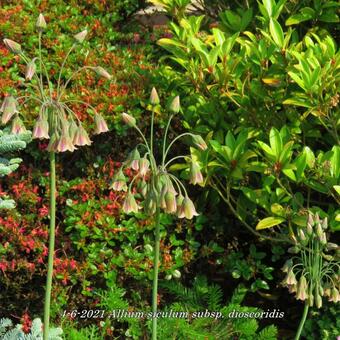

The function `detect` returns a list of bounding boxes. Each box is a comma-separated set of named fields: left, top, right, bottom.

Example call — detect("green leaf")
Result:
left=283, top=98, right=312, bottom=108
left=258, top=141, right=275, bottom=159
left=256, top=216, right=285, bottom=230
left=330, top=146, right=340, bottom=178
left=269, top=128, right=282, bottom=158
left=286, top=12, right=314, bottom=25
left=263, top=0, right=274, bottom=16
left=282, top=168, right=296, bottom=181
left=269, top=18, right=284, bottom=47
left=333, top=185, right=340, bottom=195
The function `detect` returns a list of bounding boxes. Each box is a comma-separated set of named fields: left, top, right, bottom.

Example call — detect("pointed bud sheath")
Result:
left=178, top=196, right=199, bottom=219
left=150, top=87, right=160, bottom=105
left=11, top=116, right=26, bottom=134
left=94, top=114, right=109, bottom=134
left=296, top=276, right=308, bottom=301
left=315, top=212, right=320, bottom=224
left=139, top=157, right=150, bottom=177
left=74, top=29, right=88, bottom=43
left=307, top=213, right=314, bottom=227
left=73, top=125, right=92, bottom=146
left=316, top=222, right=323, bottom=238
left=3, top=39, right=22, bottom=54
left=123, top=192, right=141, bottom=214
left=25, top=58, right=37, bottom=81
left=0, top=96, right=19, bottom=124
left=321, top=217, right=328, bottom=230
left=189, top=161, right=204, bottom=185
left=192, top=134, right=208, bottom=151
left=164, top=191, right=177, bottom=214
left=169, top=96, right=180, bottom=113
left=297, top=228, right=307, bottom=246
left=281, top=259, right=293, bottom=273
left=94, top=66, right=112, bottom=80
left=126, top=148, right=140, bottom=170
left=36, top=13, right=47, bottom=31
left=319, top=231, right=327, bottom=245
left=110, top=168, right=127, bottom=191
left=33, top=118, right=49, bottom=139
left=306, top=221, right=313, bottom=237
left=122, top=113, right=136, bottom=127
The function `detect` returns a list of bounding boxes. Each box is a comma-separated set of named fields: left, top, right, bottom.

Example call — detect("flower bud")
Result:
left=288, top=246, right=300, bottom=254
left=331, top=288, right=340, bottom=303
left=306, top=221, right=313, bottom=236
left=33, top=117, right=49, bottom=139
left=319, top=231, right=327, bottom=245
left=189, top=161, right=204, bottom=185
left=321, top=217, right=328, bottom=230
left=150, top=87, right=160, bottom=105
left=296, top=276, right=308, bottom=301
left=326, top=243, right=338, bottom=251
left=126, top=148, right=140, bottom=171
left=3, top=39, right=22, bottom=54
left=0, top=96, right=19, bottom=124
left=36, top=13, right=47, bottom=31
left=315, top=293, right=322, bottom=309
left=192, top=134, right=208, bottom=151
left=25, top=58, right=37, bottom=81
left=11, top=116, right=26, bottom=134
left=110, top=168, right=127, bottom=192
left=316, top=222, right=323, bottom=238
left=169, top=96, right=180, bottom=113
left=297, top=228, right=308, bottom=245
left=121, top=113, right=136, bottom=127
left=308, top=293, right=314, bottom=307
left=139, top=157, right=150, bottom=177
left=94, top=66, right=112, bottom=80
left=94, top=114, right=109, bottom=134
left=172, top=270, right=181, bottom=278
left=74, top=29, right=88, bottom=43
left=123, top=192, right=141, bottom=214
left=144, top=190, right=157, bottom=215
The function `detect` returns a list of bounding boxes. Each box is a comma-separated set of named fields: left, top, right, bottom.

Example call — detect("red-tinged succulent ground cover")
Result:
left=0, top=0, right=339, bottom=339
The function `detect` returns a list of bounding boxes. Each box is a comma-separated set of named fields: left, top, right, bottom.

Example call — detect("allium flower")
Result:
left=56, top=134, right=75, bottom=153
left=32, top=117, right=49, bottom=139
left=281, top=259, right=293, bottom=273
left=26, top=58, right=37, bottom=81
left=11, top=116, right=26, bottom=134
left=189, top=161, right=203, bottom=185
left=169, top=95, right=180, bottom=113
left=123, top=192, right=141, bottom=214
left=150, top=87, right=160, bottom=105
left=329, top=288, right=340, bottom=303
left=284, top=268, right=297, bottom=286
left=110, top=168, right=127, bottom=192
left=139, top=157, right=150, bottom=177
left=74, top=29, right=88, bottom=43
left=315, top=293, right=322, bottom=308
left=178, top=196, right=199, bottom=219
left=164, top=191, right=177, bottom=214
left=126, top=148, right=140, bottom=170
left=192, top=134, right=208, bottom=151
left=288, top=284, right=297, bottom=293
left=94, top=114, right=109, bottom=134
left=36, top=13, right=47, bottom=31
left=122, top=112, right=136, bottom=127
left=0, top=96, right=19, bottom=124
left=3, top=39, right=22, bottom=54
left=94, top=66, right=112, bottom=80
left=68, top=121, right=78, bottom=141
left=73, top=125, right=92, bottom=146
left=144, top=189, right=157, bottom=215
left=296, top=276, right=308, bottom=301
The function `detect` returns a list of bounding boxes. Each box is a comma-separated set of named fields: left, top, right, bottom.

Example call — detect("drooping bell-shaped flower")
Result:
left=33, top=117, right=49, bottom=139
left=121, top=112, right=136, bottom=127
left=281, top=259, right=293, bottom=273
left=178, top=196, right=199, bottom=219
left=94, top=114, right=109, bottom=134
left=25, top=58, right=37, bottom=81
left=139, top=157, right=150, bottom=177
left=68, top=120, right=78, bottom=141
left=0, top=96, right=19, bottom=124
left=330, top=288, right=340, bottom=303
left=73, top=125, right=92, bottom=146
left=11, top=116, right=26, bottom=134
left=315, top=293, right=322, bottom=309
left=150, top=87, right=160, bottom=105
left=284, top=268, right=297, bottom=286
left=137, top=180, right=148, bottom=197
left=94, top=66, right=112, bottom=80
left=56, top=134, right=75, bottom=153
left=36, top=13, right=47, bottom=31
left=192, top=134, right=208, bottom=151
left=110, top=168, right=127, bottom=192
left=126, top=148, right=140, bottom=171
left=164, top=191, right=177, bottom=214
left=3, top=39, right=22, bottom=54
left=296, top=276, right=308, bottom=301
left=169, top=95, right=180, bottom=113
left=144, top=189, right=157, bottom=215
left=288, top=284, right=297, bottom=294
left=74, top=30, right=88, bottom=43
left=123, top=192, right=141, bottom=214
left=189, top=161, right=203, bottom=185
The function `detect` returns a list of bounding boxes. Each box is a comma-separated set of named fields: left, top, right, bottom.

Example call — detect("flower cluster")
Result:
left=110, top=87, right=207, bottom=219
left=1, top=14, right=111, bottom=152
left=282, top=213, right=339, bottom=308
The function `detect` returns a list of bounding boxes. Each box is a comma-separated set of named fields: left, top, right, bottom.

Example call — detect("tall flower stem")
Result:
left=43, top=151, right=56, bottom=340
left=152, top=205, right=161, bottom=340
left=294, top=302, right=309, bottom=340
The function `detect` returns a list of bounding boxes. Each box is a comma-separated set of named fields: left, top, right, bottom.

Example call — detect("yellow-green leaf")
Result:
left=256, top=216, right=285, bottom=230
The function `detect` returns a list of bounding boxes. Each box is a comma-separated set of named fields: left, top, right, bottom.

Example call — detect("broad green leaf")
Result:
left=288, top=72, right=307, bottom=90
left=225, top=131, right=236, bottom=149
left=279, top=141, right=294, bottom=165
left=294, top=151, right=307, bottom=181
left=263, top=0, right=274, bottom=16
left=270, top=203, right=285, bottom=216
left=283, top=98, right=312, bottom=108
left=292, top=215, right=307, bottom=227
left=333, top=186, right=340, bottom=195
left=269, top=128, right=282, bottom=158
left=304, top=146, right=315, bottom=168
left=256, top=216, right=285, bottom=230
left=269, top=18, right=284, bottom=47
left=282, top=168, right=296, bottom=181
left=330, top=146, right=340, bottom=178
left=258, top=141, right=275, bottom=159
left=286, top=12, right=313, bottom=25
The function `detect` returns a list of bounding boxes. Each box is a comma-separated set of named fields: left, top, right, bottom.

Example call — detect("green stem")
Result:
left=152, top=205, right=161, bottom=340
left=294, top=302, right=309, bottom=340
left=43, top=152, right=56, bottom=340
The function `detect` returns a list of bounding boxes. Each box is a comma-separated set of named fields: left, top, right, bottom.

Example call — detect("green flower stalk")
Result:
left=281, top=213, right=340, bottom=340
left=111, top=88, right=206, bottom=339
left=1, top=13, right=111, bottom=340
